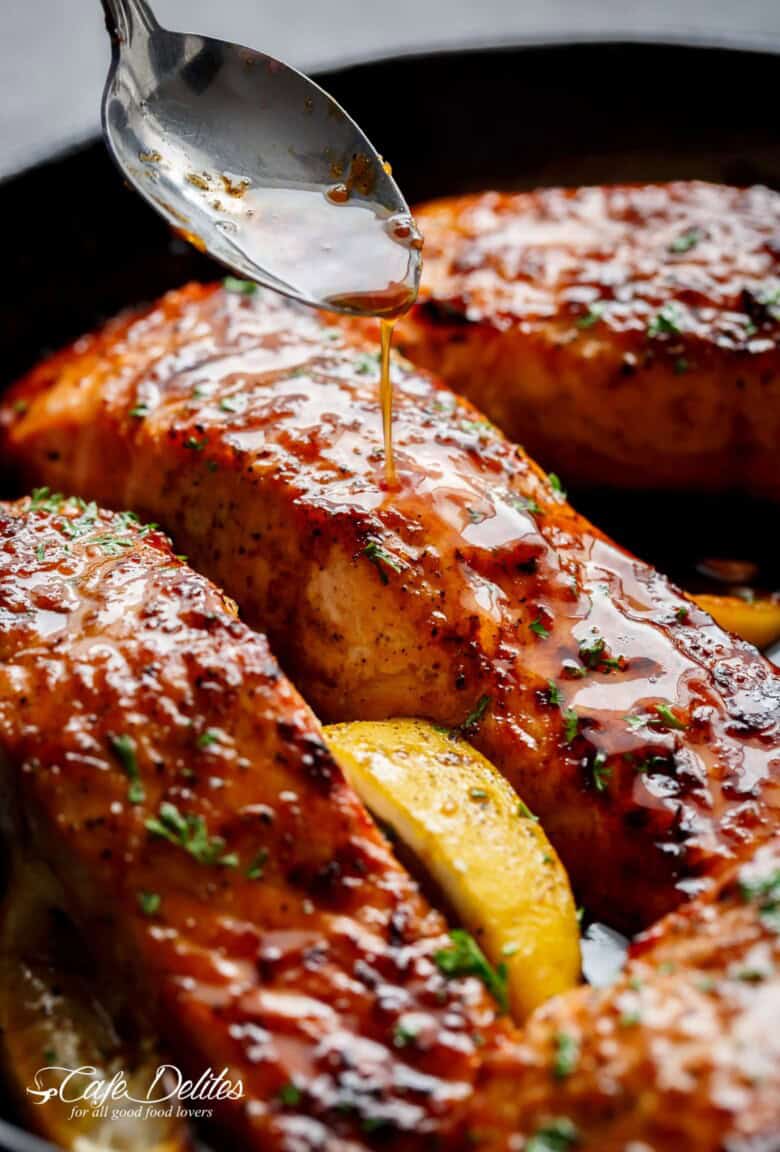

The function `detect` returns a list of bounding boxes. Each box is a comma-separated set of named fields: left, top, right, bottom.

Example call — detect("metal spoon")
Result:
left=99, top=0, right=422, bottom=317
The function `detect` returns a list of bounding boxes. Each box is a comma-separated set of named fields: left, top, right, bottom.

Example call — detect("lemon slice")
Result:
left=324, top=719, right=580, bottom=1019
left=692, top=593, right=780, bottom=650
left=0, top=860, right=188, bottom=1152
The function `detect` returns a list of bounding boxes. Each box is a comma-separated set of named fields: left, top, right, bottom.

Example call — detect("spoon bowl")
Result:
left=100, top=0, right=422, bottom=316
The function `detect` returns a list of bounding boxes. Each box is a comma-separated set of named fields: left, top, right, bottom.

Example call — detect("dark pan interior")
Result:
left=0, top=37, right=778, bottom=1151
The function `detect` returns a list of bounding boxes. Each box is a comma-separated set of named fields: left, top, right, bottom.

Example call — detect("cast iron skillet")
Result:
left=0, top=39, right=778, bottom=1152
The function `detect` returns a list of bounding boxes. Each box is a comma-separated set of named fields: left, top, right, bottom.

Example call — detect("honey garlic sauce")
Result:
left=4, top=282, right=779, bottom=932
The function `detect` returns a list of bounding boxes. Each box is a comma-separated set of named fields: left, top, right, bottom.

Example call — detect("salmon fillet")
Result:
left=394, top=182, right=780, bottom=496
left=0, top=495, right=503, bottom=1151
left=2, top=283, right=779, bottom=933
left=1, top=496, right=778, bottom=1151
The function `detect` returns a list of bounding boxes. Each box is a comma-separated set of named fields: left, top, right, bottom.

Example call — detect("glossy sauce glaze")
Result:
left=2, top=282, right=779, bottom=932
left=393, top=182, right=780, bottom=495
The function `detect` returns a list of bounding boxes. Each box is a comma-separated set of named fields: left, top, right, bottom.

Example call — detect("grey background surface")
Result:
left=1, top=0, right=779, bottom=179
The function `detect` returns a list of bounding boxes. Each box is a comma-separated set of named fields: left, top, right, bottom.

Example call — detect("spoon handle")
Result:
left=101, top=0, right=158, bottom=41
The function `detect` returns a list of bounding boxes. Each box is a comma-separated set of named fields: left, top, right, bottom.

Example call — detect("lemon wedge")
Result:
left=692, top=593, right=780, bottom=650
left=0, top=860, right=188, bottom=1152
left=324, top=718, right=580, bottom=1020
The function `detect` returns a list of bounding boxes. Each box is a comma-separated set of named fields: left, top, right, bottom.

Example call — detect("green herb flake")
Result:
left=197, top=729, right=221, bottom=749
left=739, top=868, right=780, bottom=933
left=145, top=801, right=236, bottom=868
left=469, top=787, right=489, bottom=803
left=278, top=1082, right=302, bottom=1107
left=219, top=394, right=247, bottom=414
left=526, top=1117, right=579, bottom=1152
left=224, top=277, right=257, bottom=295
left=35, top=543, right=46, bottom=563
left=392, top=1019, right=419, bottom=1048
left=553, top=1031, right=580, bottom=1079
left=676, top=605, right=690, bottom=622
left=130, top=404, right=149, bottom=419
left=546, top=680, right=563, bottom=707
left=669, top=227, right=703, bottom=254
left=548, top=473, right=567, bottom=500
left=362, top=539, right=404, bottom=584
left=354, top=352, right=379, bottom=375
left=246, top=848, right=269, bottom=880
left=591, top=750, right=611, bottom=793
left=461, top=694, right=492, bottom=735
left=109, top=733, right=145, bottom=806
left=674, top=357, right=689, bottom=375
left=530, top=617, right=550, bottom=640
left=647, top=303, right=683, bottom=339
left=137, top=891, right=161, bottom=917
left=563, top=708, right=579, bottom=745
left=517, top=799, right=539, bottom=822
left=434, top=929, right=509, bottom=1014
left=576, top=301, right=605, bottom=329
left=653, top=702, right=686, bottom=731
left=184, top=436, right=206, bottom=452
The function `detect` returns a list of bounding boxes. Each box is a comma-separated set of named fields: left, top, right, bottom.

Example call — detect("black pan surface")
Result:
left=0, top=38, right=778, bottom=1152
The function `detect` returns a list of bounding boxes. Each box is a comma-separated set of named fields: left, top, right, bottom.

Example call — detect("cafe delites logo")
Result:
left=27, top=1063, right=244, bottom=1121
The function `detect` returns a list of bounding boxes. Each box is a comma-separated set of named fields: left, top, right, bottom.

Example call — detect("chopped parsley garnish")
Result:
left=35, top=543, right=46, bottom=563
left=546, top=680, right=563, bottom=707
left=577, top=636, right=621, bottom=672
left=576, top=301, right=605, bottom=329
left=223, top=277, right=257, bottom=295
left=653, top=702, right=686, bottom=731
left=145, top=801, right=236, bottom=868
left=109, top=733, right=145, bottom=805
left=590, top=750, right=611, bottom=793
left=130, top=404, right=149, bottom=419
left=676, top=605, right=690, bottom=622
left=392, top=1019, right=419, bottom=1048
left=526, top=1117, right=579, bottom=1152
left=246, top=848, right=269, bottom=880
left=739, top=868, right=780, bottom=933
left=563, top=708, right=579, bottom=744
left=553, top=1031, right=580, bottom=1079
left=511, top=494, right=542, bottom=517
left=530, top=617, right=550, bottom=640
left=184, top=436, right=206, bottom=451
left=668, top=227, right=703, bottom=254
left=219, top=394, right=247, bottom=414
left=354, top=352, right=379, bottom=375
left=30, top=487, right=64, bottom=513
left=461, top=694, right=492, bottom=736
left=624, top=714, right=647, bottom=732
left=362, top=539, right=404, bottom=584
left=517, top=799, right=539, bottom=822
left=548, top=473, right=566, bottom=500
left=137, top=891, right=161, bottom=917
left=278, top=1082, right=302, bottom=1107
left=197, top=729, right=221, bottom=749
left=647, top=303, right=683, bottom=338
left=469, top=787, right=489, bottom=802
left=434, top=929, right=509, bottom=1013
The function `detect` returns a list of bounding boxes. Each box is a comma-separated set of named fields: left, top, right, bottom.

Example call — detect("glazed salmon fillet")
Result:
left=0, top=495, right=507, bottom=1150
left=395, top=182, right=780, bottom=496
left=2, top=283, right=779, bottom=933
left=1, top=496, right=778, bottom=1152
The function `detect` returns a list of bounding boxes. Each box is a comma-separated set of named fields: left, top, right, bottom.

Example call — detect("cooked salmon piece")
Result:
left=465, top=840, right=780, bottom=1150
left=394, top=182, right=780, bottom=497
left=2, top=283, right=779, bottom=933
left=0, top=495, right=506, bottom=1151
left=1, top=496, right=778, bottom=1152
